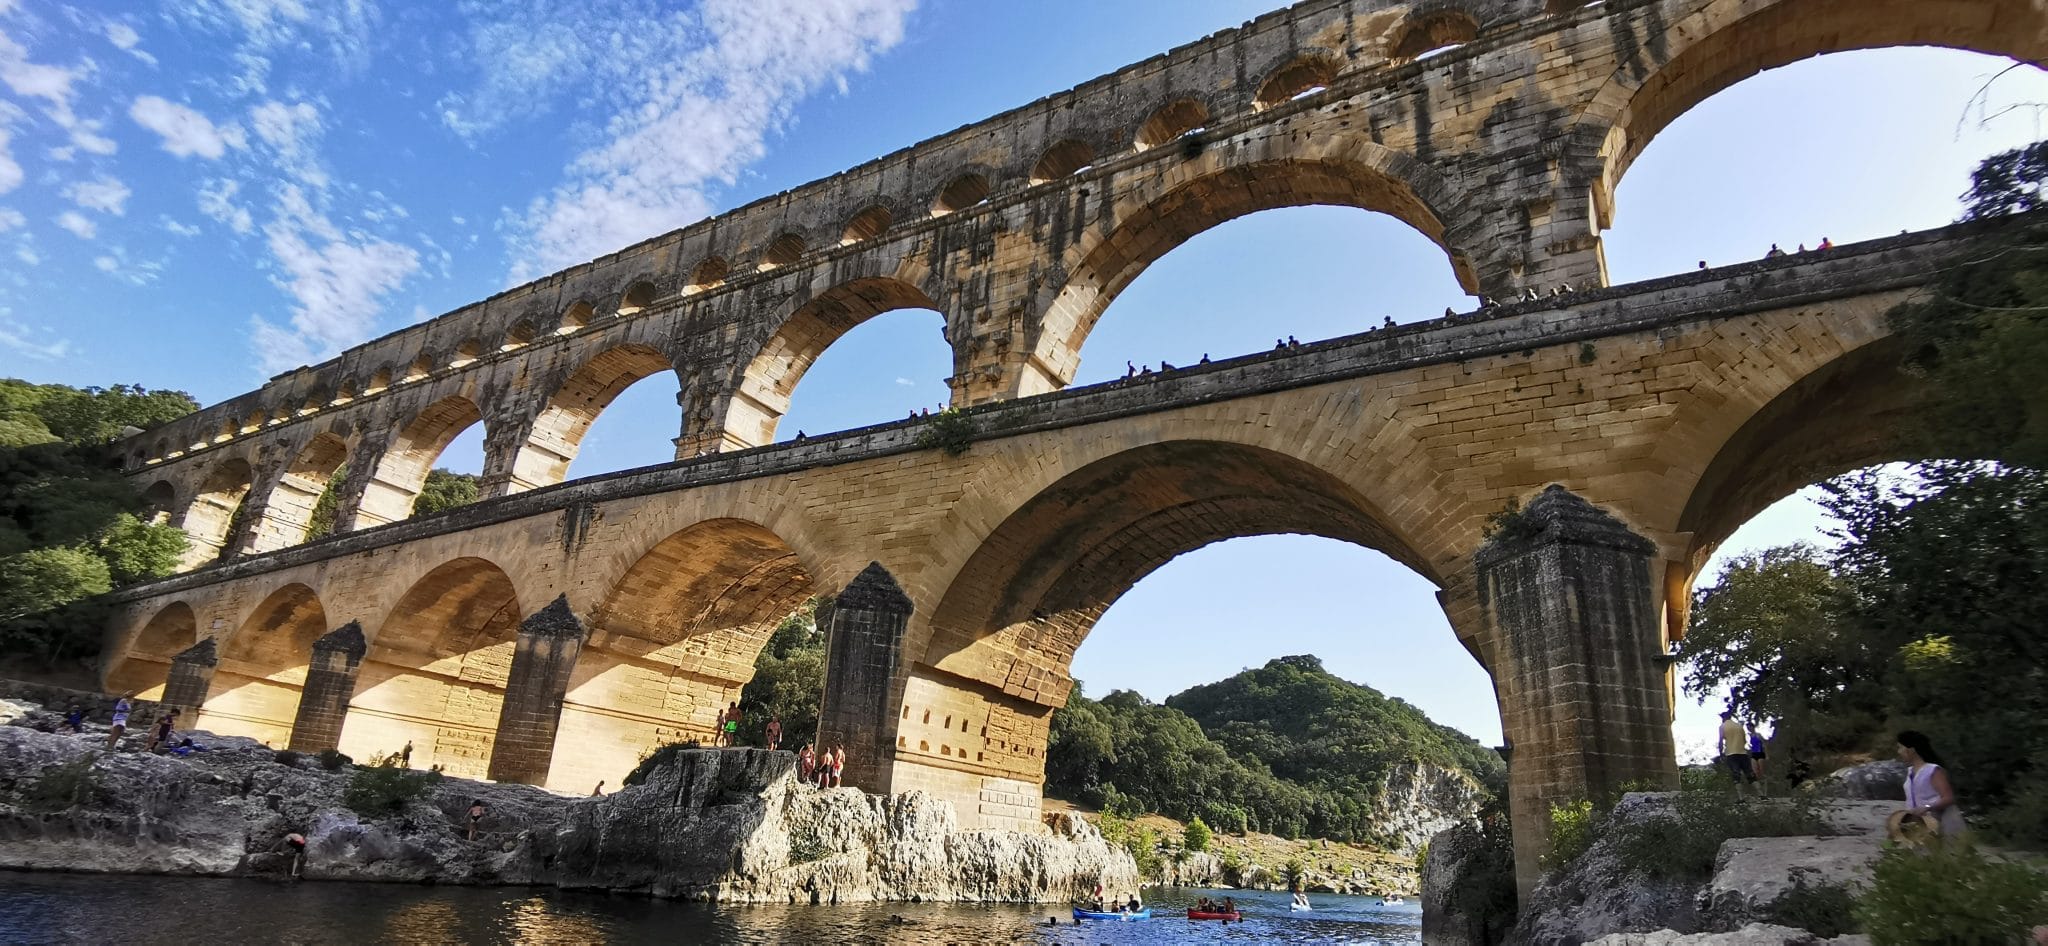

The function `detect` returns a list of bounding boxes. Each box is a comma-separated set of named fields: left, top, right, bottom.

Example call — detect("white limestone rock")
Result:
left=1589, top=923, right=1871, bottom=945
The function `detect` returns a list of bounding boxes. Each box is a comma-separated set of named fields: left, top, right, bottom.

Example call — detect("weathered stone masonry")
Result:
left=95, top=0, right=2045, bottom=896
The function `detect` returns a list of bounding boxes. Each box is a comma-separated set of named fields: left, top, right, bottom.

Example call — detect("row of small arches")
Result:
left=131, top=15, right=1504, bottom=471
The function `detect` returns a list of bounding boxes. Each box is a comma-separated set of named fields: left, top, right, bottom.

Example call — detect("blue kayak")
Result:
left=1072, top=907, right=1152, bottom=921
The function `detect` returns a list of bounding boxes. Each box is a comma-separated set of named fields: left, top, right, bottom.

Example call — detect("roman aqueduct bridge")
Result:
left=99, top=0, right=2045, bottom=891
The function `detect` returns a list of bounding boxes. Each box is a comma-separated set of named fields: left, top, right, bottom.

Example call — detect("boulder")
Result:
left=1508, top=794, right=1703, bottom=945
left=1588, top=923, right=1870, bottom=945
left=1699, top=836, right=1880, bottom=931
left=1816, top=761, right=1905, bottom=801
left=1422, top=821, right=1517, bottom=946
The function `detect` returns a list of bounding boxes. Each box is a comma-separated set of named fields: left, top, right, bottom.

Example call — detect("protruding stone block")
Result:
left=487, top=596, right=587, bottom=785
left=160, top=637, right=219, bottom=711
left=288, top=621, right=368, bottom=753
left=814, top=562, right=913, bottom=791
left=1475, top=485, right=1676, bottom=898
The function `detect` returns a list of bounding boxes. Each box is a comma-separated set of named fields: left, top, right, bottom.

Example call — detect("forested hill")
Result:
left=1167, top=654, right=1504, bottom=797
left=1045, top=654, right=1502, bottom=844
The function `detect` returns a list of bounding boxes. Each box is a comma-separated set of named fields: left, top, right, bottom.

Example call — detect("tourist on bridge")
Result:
left=1766, top=243, right=1787, bottom=258
left=105, top=697, right=131, bottom=750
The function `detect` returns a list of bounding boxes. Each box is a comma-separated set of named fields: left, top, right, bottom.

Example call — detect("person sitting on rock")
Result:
left=146, top=708, right=178, bottom=753
left=467, top=800, right=487, bottom=841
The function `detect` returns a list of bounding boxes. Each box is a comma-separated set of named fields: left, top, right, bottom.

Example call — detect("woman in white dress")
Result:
left=1894, top=730, right=1966, bottom=837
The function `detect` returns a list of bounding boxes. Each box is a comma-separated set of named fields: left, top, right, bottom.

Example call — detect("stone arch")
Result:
left=450, top=338, right=483, bottom=368
left=403, top=353, right=434, bottom=383
left=248, top=432, right=351, bottom=551
left=554, top=518, right=818, bottom=788
left=365, top=367, right=391, bottom=395
left=617, top=279, right=658, bottom=316
left=1024, top=146, right=1480, bottom=395
left=723, top=276, right=945, bottom=448
left=197, top=583, right=327, bottom=745
left=930, top=171, right=992, bottom=216
left=342, top=557, right=522, bottom=778
left=140, top=480, right=177, bottom=524
left=685, top=257, right=729, bottom=295
left=903, top=440, right=1441, bottom=819
left=1030, top=139, right=1097, bottom=184
left=557, top=300, right=594, bottom=335
left=178, top=456, right=254, bottom=567
left=1663, top=337, right=1945, bottom=640
left=353, top=395, right=487, bottom=527
left=757, top=232, right=807, bottom=272
left=1132, top=97, right=1209, bottom=150
left=508, top=344, right=683, bottom=491
left=840, top=205, right=894, bottom=245
left=501, top=319, right=538, bottom=351
left=1389, top=8, right=1481, bottom=61
left=1579, top=0, right=2048, bottom=224
left=1253, top=50, right=1342, bottom=108
left=104, top=600, right=198, bottom=699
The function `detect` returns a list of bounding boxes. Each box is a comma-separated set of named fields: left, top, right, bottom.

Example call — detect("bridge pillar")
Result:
left=287, top=621, right=368, bottom=753
left=486, top=596, right=587, bottom=785
left=813, top=562, right=912, bottom=792
left=1474, top=485, right=1676, bottom=900
left=160, top=638, right=219, bottom=711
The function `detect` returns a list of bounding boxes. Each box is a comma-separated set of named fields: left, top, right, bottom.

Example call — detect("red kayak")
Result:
left=1187, top=909, right=1242, bottom=921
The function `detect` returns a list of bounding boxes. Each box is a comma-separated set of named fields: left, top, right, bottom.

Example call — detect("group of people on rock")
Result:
left=1718, top=710, right=1966, bottom=841
left=797, top=744, right=845, bottom=788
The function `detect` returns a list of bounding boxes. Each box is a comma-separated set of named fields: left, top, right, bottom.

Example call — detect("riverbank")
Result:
left=1044, top=796, right=1422, bottom=896
left=0, top=702, right=1134, bottom=904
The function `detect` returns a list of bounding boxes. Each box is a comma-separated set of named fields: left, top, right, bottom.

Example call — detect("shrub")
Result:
left=1612, top=784, right=1829, bottom=881
left=1282, top=855, right=1307, bottom=891
left=1184, top=816, right=1211, bottom=852
left=342, top=756, right=440, bottom=817
left=912, top=408, right=975, bottom=457
left=272, top=749, right=302, bottom=767
left=1766, top=879, right=1862, bottom=938
left=1856, top=841, right=2048, bottom=945
left=27, top=753, right=101, bottom=810
left=316, top=748, right=351, bottom=772
left=1218, top=846, right=1245, bottom=884
left=1544, top=798, right=1598, bottom=870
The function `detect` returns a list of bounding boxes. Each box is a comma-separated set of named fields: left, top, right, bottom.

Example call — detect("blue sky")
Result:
left=3, top=1, right=2044, bottom=751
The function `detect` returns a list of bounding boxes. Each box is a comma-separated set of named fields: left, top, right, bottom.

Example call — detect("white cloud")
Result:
left=248, top=99, right=326, bottom=186
left=93, top=255, right=117, bottom=272
left=894, top=377, right=914, bottom=386
left=104, top=22, right=157, bottom=65
left=0, top=208, right=22, bottom=231
left=130, top=95, right=246, bottom=159
left=88, top=246, right=168, bottom=286
left=250, top=183, right=421, bottom=372
left=174, top=0, right=378, bottom=78
left=54, top=210, right=95, bottom=239
left=0, top=126, right=19, bottom=194
left=472, top=0, right=916, bottom=280
left=0, top=27, right=113, bottom=157
left=0, top=315, right=70, bottom=360
left=13, top=246, right=36, bottom=266
left=65, top=175, right=132, bottom=214
left=197, top=177, right=254, bottom=233
left=163, top=217, right=201, bottom=237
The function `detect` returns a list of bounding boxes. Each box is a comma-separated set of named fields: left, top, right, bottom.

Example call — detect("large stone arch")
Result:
left=196, top=583, right=327, bottom=745
left=896, top=439, right=1448, bottom=829
left=247, top=431, right=352, bottom=552
left=507, top=343, right=684, bottom=491
left=104, top=600, right=198, bottom=699
left=176, top=455, right=255, bottom=568
left=1579, top=0, right=2048, bottom=226
left=340, top=556, right=521, bottom=778
left=352, top=395, right=487, bottom=528
left=554, top=518, right=820, bottom=789
left=721, top=276, right=947, bottom=449
left=1022, top=144, right=1481, bottom=397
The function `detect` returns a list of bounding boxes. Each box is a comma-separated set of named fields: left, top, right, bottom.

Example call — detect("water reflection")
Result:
left=0, top=873, right=1419, bottom=945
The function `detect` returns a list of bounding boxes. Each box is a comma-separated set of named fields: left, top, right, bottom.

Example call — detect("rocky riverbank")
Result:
left=0, top=704, right=1135, bottom=904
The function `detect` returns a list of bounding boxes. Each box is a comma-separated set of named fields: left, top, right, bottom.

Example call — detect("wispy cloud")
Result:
left=130, top=95, right=247, bottom=159
left=468, top=0, right=916, bottom=281
left=104, top=21, right=157, bottom=66
left=894, top=377, right=914, bottom=386
left=0, top=124, right=19, bottom=194
left=197, top=177, right=254, bottom=233
left=0, top=22, right=116, bottom=158
left=65, top=175, right=131, bottom=214
left=250, top=183, right=420, bottom=372
left=54, top=209, right=94, bottom=239
left=0, top=311, right=71, bottom=360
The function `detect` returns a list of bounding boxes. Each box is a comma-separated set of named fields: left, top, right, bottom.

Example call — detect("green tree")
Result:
left=737, top=600, right=825, bottom=747
left=304, top=463, right=349, bottom=541
left=0, top=547, right=111, bottom=623
left=1183, top=815, right=1212, bottom=852
left=414, top=468, right=479, bottom=516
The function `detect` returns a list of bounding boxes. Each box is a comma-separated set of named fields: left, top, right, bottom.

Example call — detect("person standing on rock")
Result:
left=723, top=703, right=743, bottom=747
left=798, top=744, right=815, bottom=783
left=467, top=799, right=487, bottom=841
left=713, top=705, right=728, bottom=746
left=400, top=740, right=413, bottom=767
left=1894, top=731, right=1965, bottom=837
left=146, top=708, right=178, bottom=753
left=1747, top=723, right=1768, bottom=782
left=1717, top=710, right=1760, bottom=798
left=829, top=746, right=845, bottom=788
left=765, top=716, right=782, bottom=750
left=105, top=697, right=132, bottom=750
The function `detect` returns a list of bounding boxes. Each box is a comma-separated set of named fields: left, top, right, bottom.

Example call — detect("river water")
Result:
left=0, top=873, right=1420, bottom=944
